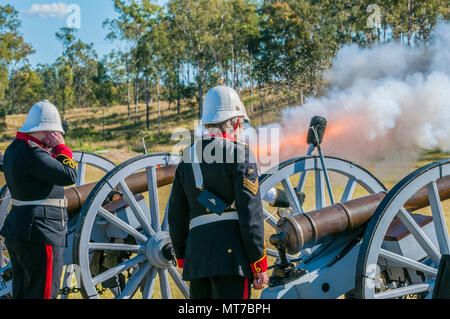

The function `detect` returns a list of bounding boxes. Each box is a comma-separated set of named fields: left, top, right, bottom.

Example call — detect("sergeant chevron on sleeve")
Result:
left=0, top=100, right=77, bottom=299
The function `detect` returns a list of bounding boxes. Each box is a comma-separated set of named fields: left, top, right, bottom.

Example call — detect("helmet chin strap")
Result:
left=233, top=118, right=247, bottom=142
left=233, top=117, right=240, bottom=133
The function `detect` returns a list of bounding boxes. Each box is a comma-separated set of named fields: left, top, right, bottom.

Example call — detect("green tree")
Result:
left=105, top=49, right=130, bottom=106
left=104, top=0, right=162, bottom=115
left=164, top=7, right=187, bottom=117
left=10, top=65, right=43, bottom=113
left=227, top=0, right=260, bottom=111
left=56, top=27, right=98, bottom=109
left=35, top=63, right=59, bottom=104
left=54, top=57, right=74, bottom=116
left=255, top=1, right=331, bottom=103
left=167, top=0, right=233, bottom=118
left=382, top=0, right=449, bottom=45
left=0, top=4, right=34, bottom=114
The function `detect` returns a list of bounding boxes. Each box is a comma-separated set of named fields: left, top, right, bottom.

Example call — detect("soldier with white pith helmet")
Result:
left=168, top=83, right=269, bottom=299
left=0, top=100, right=77, bottom=299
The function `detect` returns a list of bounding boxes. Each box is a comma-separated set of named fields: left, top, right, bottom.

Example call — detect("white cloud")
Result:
left=24, top=2, right=69, bottom=19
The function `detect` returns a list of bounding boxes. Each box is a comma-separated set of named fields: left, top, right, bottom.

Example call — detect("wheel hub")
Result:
left=145, top=231, right=172, bottom=268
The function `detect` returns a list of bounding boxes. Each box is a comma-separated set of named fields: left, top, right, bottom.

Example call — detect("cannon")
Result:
left=270, top=176, right=450, bottom=255
left=261, top=158, right=450, bottom=299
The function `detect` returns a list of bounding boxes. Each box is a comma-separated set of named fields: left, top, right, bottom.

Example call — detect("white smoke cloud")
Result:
left=24, top=2, right=69, bottom=19
left=256, top=22, right=450, bottom=178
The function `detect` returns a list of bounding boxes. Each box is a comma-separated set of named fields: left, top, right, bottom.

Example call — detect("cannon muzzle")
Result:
left=271, top=175, right=450, bottom=255
left=65, top=165, right=177, bottom=216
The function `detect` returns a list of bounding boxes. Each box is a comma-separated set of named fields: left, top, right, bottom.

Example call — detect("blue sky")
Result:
left=1, top=0, right=167, bottom=67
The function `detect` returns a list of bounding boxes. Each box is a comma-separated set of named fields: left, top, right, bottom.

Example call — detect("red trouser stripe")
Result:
left=44, top=244, right=53, bottom=299
left=243, top=278, right=249, bottom=299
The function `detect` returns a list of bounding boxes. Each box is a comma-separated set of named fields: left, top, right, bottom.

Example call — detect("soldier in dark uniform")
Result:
left=168, top=85, right=269, bottom=299
left=0, top=100, right=77, bottom=299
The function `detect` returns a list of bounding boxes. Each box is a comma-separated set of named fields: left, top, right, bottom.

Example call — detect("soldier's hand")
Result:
left=45, top=131, right=65, bottom=148
left=253, top=272, right=269, bottom=290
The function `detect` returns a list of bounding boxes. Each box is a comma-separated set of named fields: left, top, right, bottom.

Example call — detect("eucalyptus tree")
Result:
left=54, top=57, right=74, bottom=116
left=167, top=0, right=233, bottom=118
left=225, top=0, right=259, bottom=92
left=255, top=1, right=325, bottom=103
left=55, top=27, right=98, bottom=109
left=104, top=50, right=129, bottom=106
left=227, top=0, right=260, bottom=112
left=164, top=8, right=187, bottom=117
left=11, top=65, right=43, bottom=113
left=0, top=4, right=34, bottom=114
left=35, top=63, right=58, bottom=104
left=105, top=0, right=162, bottom=115
left=93, top=57, right=114, bottom=107
left=381, top=0, right=449, bottom=45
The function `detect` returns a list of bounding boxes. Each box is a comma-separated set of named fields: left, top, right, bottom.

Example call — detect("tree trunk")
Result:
left=102, top=87, right=105, bottom=139
left=10, top=70, right=15, bottom=114
left=241, top=57, right=245, bottom=91
left=225, top=59, right=229, bottom=86
left=236, top=57, right=239, bottom=91
left=197, top=71, right=204, bottom=119
left=261, top=91, right=265, bottom=126
left=77, top=77, right=82, bottom=108
left=102, top=107, right=105, bottom=140
left=157, top=77, right=161, bottom=142
left=187, top=64, right=190, bottom=84
left=249, top=53, right=253, bottom=113
left=177, top=60, right=181, bottom=117
left=146, top=76, right=150, bottom=130
left=407, top=0, right=413, bottom=46
left=168, top=77, right=172, bottom=111
left=127, top=78, right=131, bottom=118
left=134, top=75, right=139, bottom=114
left=231, top=46, right=235, bottom=89
left=62, top=85, right=66, bottom=117
left=298, top=87, right=304, bottom=105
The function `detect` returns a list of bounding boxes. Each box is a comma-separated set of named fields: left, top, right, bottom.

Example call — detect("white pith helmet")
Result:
left=18, top=100, right=65, bottom=134
left=201, top=84, right=250, bottom=125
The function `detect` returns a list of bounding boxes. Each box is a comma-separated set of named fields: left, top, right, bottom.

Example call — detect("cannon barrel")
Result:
left=65, top=165, right=177, bottom=215
left=270, top=175, right=450, bottom=255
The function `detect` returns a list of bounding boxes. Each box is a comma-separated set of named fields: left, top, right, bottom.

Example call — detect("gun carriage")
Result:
left=0, top=117, right=448, bottom=299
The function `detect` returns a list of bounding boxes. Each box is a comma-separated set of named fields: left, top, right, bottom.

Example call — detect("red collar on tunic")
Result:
left=15, top=132, right=44, bottom=147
